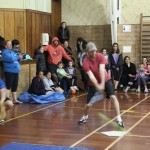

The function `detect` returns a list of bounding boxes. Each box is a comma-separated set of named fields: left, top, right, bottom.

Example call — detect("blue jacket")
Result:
left=2, top=49, right=20, bottom=73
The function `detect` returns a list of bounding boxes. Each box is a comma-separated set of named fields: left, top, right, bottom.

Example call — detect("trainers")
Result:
left=117, top=121, right=124, bottom=128
left=78, top=116, right=88, bottom=125
left=0, top=119, right=4, bottom=124
left=144, top=89, right=148, bottom=93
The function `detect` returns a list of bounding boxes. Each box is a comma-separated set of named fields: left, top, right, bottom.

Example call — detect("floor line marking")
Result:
left=4, top=93, right=87, bottom=123
left=63, top=106, right=147, bottom=115
left=104, top=111, right=150, bottom=150
left=127, top=134, right=150, bottom=138
left=70, top=95, right=150, bottom=147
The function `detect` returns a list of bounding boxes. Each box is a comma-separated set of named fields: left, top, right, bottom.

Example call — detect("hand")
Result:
left=66, top=74, right=72, bottom=78
left=19, top=54, right=23, bottom=60
left=128, top=74, right=132, bottom=77
left=96, top=84, right=104, bottom=92
left=46, top=91, right=52, bottom=95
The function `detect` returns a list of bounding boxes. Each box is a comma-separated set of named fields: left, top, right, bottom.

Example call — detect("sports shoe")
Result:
left=144, top=89, right=148, bottom=93
left=78, top=116, right=88, bottom=125
left=0, top=119, right=4, bottom=124
left=117, top=121, right=124, bottom=128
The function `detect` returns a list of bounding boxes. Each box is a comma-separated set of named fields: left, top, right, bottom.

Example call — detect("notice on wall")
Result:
left=123, top=46, right=132, bottom=53
left=123, top=25, right=131, bottom=32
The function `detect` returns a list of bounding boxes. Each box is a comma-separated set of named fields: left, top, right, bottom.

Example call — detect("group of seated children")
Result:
left=28, top=61, right=78, bottom=98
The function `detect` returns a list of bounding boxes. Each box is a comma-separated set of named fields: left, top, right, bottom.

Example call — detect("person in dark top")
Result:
left=57, top=22, right=70, bottom=44
left=28, top=71, right=52, bottom=96
left=101, top=48, right=111, bottom=77
left=109, top=43, right=123, bottom=91
left=76, top=37, right=87, bottom=55
left=62, top=40, right=73, bottom=67
left=119, top=56, right=136, bottom=92
left=34, top=46, right=47, bottom=74
left=0, top=36, right=5, bottom=58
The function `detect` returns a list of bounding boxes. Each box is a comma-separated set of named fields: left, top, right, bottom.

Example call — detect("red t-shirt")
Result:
left=82, top=53, right=110, bottom=85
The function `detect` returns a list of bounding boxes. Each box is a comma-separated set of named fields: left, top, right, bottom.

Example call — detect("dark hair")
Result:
left=34, top=45, right=44, bottom=55
left=124, top=56, right=130, bottom=63
left=101, top=48, right=107, bottom=52
left=44, top=70, right=51, bottom=76
left=58, top=61, right=63, bottom=66
left=76, top=37, right=87, bottom=52
left=61, top=22, right=66, bottom=26
left=112, top=43, right=120, bottom=54
left=36, top=70, right=43, bottom=76
left=12, top=39, right=20, bottom=47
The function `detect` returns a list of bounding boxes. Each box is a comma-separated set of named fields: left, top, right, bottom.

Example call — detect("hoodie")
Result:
left=44, top=37, right=72, bottom=65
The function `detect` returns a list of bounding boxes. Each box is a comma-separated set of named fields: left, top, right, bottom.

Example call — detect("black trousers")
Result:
left=4, top=72, right=19, bottom=92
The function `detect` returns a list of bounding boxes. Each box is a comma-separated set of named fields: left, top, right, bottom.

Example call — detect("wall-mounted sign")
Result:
left=123, top=46, right=132, bottom=53
left=123, top=25, right=131, bottom=32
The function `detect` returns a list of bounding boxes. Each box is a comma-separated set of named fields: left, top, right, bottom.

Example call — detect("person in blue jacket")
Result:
left=2, top=40, right=23, bottom=104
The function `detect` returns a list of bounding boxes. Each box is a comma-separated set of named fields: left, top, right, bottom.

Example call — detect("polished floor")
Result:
left=0, top=91, right=150, bottom=150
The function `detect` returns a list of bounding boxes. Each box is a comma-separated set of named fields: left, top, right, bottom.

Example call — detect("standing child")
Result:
left=34, top=46, right=47, bottom=74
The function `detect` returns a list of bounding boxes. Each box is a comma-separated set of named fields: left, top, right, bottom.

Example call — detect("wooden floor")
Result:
left=0, top=91, right=150, bottom=150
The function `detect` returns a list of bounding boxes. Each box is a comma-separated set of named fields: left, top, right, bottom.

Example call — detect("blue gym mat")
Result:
left=0, top=142, right=95, bottom=150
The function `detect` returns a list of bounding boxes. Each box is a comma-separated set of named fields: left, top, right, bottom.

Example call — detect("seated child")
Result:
left=56, top=62, right=72, bottom=97
left=136, top=64, right=148, bottom=93
left=43, top=71, right=64, bottom=93
left=65, top=61, right=78, bottom=90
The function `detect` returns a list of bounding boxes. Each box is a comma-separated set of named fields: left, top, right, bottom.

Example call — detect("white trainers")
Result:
left=144, top=89, right=148, bottom=93
left=117, top=121, right=124, bottom=128
left=0, top=119, right=4, bottom=124
left=78, top=116, right=88, bottom=125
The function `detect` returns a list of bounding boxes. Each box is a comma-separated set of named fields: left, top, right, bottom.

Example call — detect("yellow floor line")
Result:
left=70, top=95, right=150, bottom=147
left=127, top=134, right=150, bottom=138
left=63, top=106, right=147, bottom=115
left=104, top=111, right=150, bottom=150
left=4, top=93, right=87, bottom=123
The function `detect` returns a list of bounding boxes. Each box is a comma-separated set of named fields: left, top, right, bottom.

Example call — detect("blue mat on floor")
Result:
left=0, top=142, right=95, bottom=150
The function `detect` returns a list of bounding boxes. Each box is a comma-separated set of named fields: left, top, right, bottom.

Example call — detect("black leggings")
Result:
left=4, top=72, right=19, bottom=92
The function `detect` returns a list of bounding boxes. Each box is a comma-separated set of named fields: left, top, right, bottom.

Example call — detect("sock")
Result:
left=117, top=115, right=122, bottom=122
left=83, top=115, right=88, bottom=119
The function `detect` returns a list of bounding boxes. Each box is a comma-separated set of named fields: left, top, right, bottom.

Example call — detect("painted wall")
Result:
left=62, top=0, right=110, bottom=25
left=62, top=0, right=150, bottom=25
left=0, top=0, right=51, bottom=13
left=121, top=0, right=150, bottom=24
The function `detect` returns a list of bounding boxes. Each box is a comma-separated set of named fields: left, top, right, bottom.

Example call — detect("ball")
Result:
left=70, top=88, right=76, bottom=95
